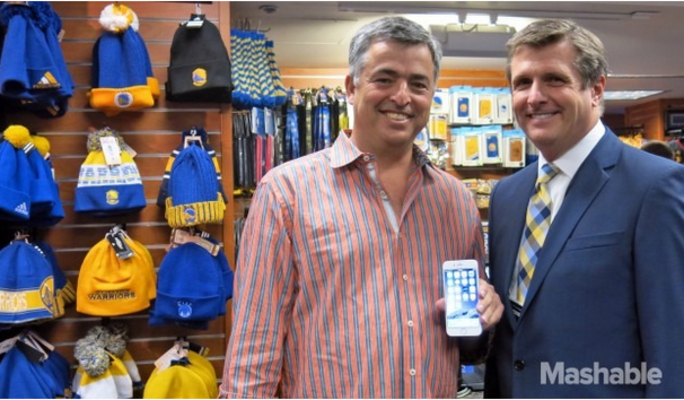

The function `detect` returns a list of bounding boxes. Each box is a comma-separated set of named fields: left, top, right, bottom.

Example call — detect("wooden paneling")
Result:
left=0, top=1, right=234, bottom=388
left=625, top=98, right=684, bottom=140
left=625, top=100, right=663, bottom=139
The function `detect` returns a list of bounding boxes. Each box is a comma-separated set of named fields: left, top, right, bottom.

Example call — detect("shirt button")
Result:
left=409, top=368, right=416, bottom=376
left=407, top=320, right=414, bottom=327
left=379, top=190, right=387, bottom=199
left=402, top=274, right=408, bottom=281
left=514, top=359, right=525, bottom=371
left=363, top=155, right=370, bottom=162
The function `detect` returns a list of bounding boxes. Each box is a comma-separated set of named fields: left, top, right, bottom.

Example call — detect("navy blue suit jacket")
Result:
left=485, top=129, right=684, bottom=398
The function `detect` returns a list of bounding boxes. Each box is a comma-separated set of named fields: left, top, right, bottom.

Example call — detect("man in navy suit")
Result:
left=485, top=19, right=684, bottom=397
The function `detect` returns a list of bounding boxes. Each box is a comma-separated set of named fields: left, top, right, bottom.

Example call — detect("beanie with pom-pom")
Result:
left=0, top=126, right=31, bottom=220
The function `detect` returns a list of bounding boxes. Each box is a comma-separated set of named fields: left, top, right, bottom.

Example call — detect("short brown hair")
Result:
left=640, top=140, right=675, bottom=160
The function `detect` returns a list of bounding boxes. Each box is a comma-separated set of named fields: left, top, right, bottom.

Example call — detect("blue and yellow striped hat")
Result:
left=165, top=144, right=226, bottom=228
left=0, top=241, right=57, bottom=324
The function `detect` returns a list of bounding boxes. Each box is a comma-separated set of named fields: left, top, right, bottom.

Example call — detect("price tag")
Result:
left=105, top=232, right=134, bottom=259
left=100, top=136, right=122, bottom=166
left=121, top=142, right=137, bottom=158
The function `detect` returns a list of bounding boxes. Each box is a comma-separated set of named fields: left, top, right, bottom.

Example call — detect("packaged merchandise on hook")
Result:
left=0, top=1, right=74, bottom=118
left=89, top=3, right=159, bottom=116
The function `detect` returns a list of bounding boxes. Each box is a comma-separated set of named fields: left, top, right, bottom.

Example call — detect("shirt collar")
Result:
left=538, top=120, right=605, bottom=180
left=329, top=130, right=432, bottom=169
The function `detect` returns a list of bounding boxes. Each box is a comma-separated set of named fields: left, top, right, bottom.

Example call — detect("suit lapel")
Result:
left=520, top=131, right=622, bottom=318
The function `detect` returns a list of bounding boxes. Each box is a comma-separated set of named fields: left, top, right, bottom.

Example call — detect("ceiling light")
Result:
left=603, top=90, right=664, bottom=101
left=430, top=24, right=516, bottom=58
left=489, top=13, right=499, bottom=26
left=464, top=13, right=491, bottom=25
left=338, top=2, right=658, bottom=22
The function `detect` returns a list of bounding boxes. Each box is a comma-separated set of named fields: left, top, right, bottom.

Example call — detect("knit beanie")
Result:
left=2, top=126, right=55, bottom=217
left=2, top=332, right=72, bottom=398
left=0, top=2, right=73, bottom=118
left=152, top=242, right=224, bottom=323
left=143, top=357, right=211, bottom=399
left=165, top=144, right=226, bottom=227
left=0, top=240, right=57, bottom=324
left=74, top=127, right=146, bottom=216
left=73, top=338, right=133, bottom=399
left=0, top=135, right=31, bottom=221
left=89, top=3, right=158, bottom=116
left=166, top=17, right=232, bottom=103
left=82, top=323, right=143, bottom=391
left=76, top=234, right=154, bottom=317
left=156, top=127, right=227, bottom=208
left=0, top=346, right=54, bottom=398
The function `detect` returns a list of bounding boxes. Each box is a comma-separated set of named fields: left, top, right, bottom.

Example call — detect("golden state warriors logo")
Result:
left=193, top=68, right=207, bottom=87
left=39, top=277, right=56, bottom=315
left=184, top=207, right=197, bottom=224
left=178, top=301, right=193, bottom=318
left=432, top=96, right=443, bottom=110
left=106, top=190, right=120, bottom=205
left=114, top=92, right=134, bottom=108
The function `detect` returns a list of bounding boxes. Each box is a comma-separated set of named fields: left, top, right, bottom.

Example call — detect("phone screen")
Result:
left=443, top=260, right=482, bottom=336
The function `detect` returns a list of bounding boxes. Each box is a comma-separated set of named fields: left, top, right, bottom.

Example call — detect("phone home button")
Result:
left=514, top=360, right=525, bottom=371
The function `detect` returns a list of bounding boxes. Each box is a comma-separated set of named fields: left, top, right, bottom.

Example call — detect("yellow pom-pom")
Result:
left=3, top=125, right=31, bottom=149
left=31, top=135, right=51, bottom=157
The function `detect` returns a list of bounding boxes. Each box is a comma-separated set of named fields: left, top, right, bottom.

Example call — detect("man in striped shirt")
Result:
left=221, top=16, right=503, bottom=398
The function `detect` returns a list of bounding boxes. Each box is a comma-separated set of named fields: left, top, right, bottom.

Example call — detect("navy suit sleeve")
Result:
left=634, top=164, right=684, bottom=397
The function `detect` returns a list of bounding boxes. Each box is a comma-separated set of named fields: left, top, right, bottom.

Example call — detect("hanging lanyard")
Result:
left=314, top=88, right=331, bottom=151
left=286, top=108, right=300, bottom=160
left=304, top=90, right=313, bottom=155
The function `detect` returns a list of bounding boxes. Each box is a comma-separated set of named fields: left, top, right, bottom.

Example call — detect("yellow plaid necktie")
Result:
left=516, top=163, right=560, bottom=305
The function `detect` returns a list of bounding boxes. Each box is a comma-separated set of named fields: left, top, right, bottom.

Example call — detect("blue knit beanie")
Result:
left=152, top=242, right=224, bottom=323
left=1, top=126, right=56, bottom=217
left=156, top=127, right=227, bottom=208
left=0, top=346, right=55, bottom=398
left=0, top=2, right=72, bottom=117
left=89, top=4, right=159, bottom=116
left=165, top=144, right=226, bottom=227
left=0, top=241, right=57, bottom=324
left=0, top=139, right=31, bottom=220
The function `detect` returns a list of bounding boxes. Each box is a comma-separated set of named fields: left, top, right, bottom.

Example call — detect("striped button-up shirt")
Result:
left=221, top=132, right=485, bottom=398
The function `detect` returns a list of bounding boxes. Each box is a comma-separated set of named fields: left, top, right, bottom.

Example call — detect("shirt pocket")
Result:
left=564, top=231, right=624, bottom=252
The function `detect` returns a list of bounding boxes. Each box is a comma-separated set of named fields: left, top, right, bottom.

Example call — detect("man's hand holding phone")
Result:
left=437, top=260, right=503, bottom=335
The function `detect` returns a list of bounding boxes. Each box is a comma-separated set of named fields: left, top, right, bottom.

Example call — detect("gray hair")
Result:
left=349, top=16, right=443, bottom=85
left=505, top=19, right=609, bottom=90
